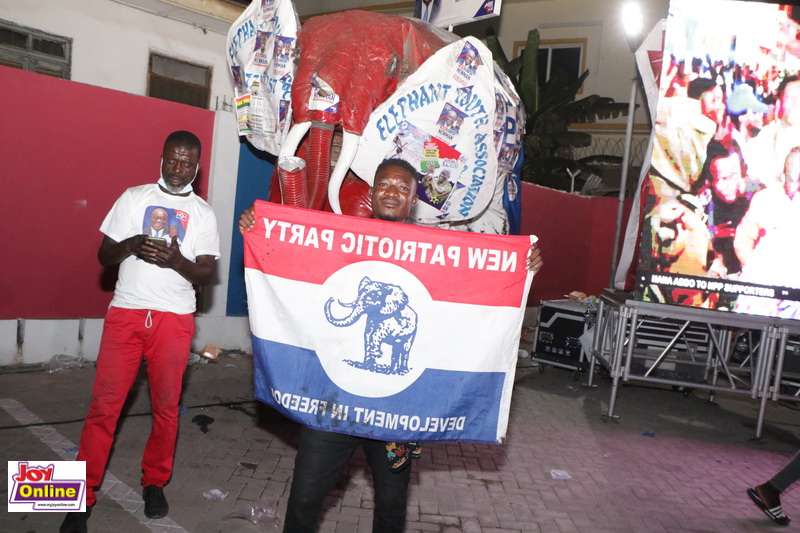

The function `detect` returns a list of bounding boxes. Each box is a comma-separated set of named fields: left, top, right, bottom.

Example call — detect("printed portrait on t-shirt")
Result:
left=142, top=206, right=188, bottom=246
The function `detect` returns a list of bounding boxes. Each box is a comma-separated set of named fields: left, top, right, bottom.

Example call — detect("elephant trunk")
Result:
left=327, top=131, right=360, bottom=214
left=324, top=298, right=364, bottom=327
left=277, top=156, right=307, bottom=207
left=306, top=121, right=335, bottom=210
left=277, top=118, right=358, bottom=213
left=278, top=122, right=312, bottom=207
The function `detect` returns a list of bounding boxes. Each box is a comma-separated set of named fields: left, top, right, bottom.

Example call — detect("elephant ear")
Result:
left=358, top=276, right=372, bottom=293
left=452, top=62, right=526, bottom=235
left=226, top=0, right=299, bottom=155
left=350, top=37, right=524, bottom=231
left=380, top=285, right=408, bottom=315
left=489, top=62, right=526, bottom=235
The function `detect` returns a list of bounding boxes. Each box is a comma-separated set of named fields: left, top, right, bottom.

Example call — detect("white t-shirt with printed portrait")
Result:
left=100, top=183, right=220, bottom=314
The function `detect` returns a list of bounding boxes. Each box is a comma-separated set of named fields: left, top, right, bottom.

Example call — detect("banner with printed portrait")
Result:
left=244, top=201, right=534, bottom=443
left=227, top=0, right=298, bottom=154
left=636, top=0, right=800, bottom=320
left=351, top=37, right=524, bottom=231
left=414, top=0, right=502, bottom=28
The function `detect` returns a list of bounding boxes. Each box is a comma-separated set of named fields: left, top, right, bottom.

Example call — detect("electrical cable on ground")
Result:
left=0, top=399, right=258, bottom=431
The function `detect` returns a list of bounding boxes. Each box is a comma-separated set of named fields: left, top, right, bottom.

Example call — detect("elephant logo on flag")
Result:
left=324, top=276, right=417, bottom=376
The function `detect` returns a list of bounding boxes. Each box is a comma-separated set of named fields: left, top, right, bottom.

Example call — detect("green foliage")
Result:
left=486, top=28, right=631, bottom=192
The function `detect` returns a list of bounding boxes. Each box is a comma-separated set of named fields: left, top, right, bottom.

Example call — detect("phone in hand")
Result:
left=147, top=237, right=168, bottom=246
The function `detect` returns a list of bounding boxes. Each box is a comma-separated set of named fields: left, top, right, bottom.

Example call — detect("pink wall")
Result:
left=0, top=66, right=215, bottom=319
left=520, top=183, right=632, bottom=306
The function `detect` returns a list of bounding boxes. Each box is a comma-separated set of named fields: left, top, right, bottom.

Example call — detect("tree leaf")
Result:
left=519, top=29, right=540, bottom=116
left=484, top=27, right=509, bottom=68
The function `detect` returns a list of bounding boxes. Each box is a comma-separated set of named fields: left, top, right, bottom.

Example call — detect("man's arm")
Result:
left=150, top=236, right=216, bottom=286
left=98, top=235, right=148, bottom=266
left=168, top=253, right=217, bottom=286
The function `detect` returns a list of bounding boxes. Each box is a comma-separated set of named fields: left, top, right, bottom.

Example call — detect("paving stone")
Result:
left=4, top=357, right=800, bottom=532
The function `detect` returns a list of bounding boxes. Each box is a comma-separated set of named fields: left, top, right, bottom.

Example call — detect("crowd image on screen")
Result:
left=641, top=10, right=800, bottom=314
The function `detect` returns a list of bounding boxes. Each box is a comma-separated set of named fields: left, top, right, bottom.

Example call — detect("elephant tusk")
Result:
left=327, top=131, right=360, bottom=214
left=279, top=121, right=312, bottom=160
left=324, top=298, right=364, bottom=327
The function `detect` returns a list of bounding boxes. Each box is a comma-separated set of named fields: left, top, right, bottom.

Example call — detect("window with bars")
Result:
left=514, top=38, right=587, bottom=93
left=0, top=19, right=71, bottom=79
left=148, top=53, right=212, bottom=110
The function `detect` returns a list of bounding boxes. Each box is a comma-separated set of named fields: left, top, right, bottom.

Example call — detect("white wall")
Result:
left=479, top=0, right=670, bottom=128
left=197, top=111, right=254, bottom=354
left=202, top=111, right=239, bottom=317
left=0, top=0, right=236, bottom=104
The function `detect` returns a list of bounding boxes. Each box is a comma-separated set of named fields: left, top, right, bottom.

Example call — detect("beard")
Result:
left=373, top=211, right=406, bottom=223
left=163, top=172, right=191, bottom=193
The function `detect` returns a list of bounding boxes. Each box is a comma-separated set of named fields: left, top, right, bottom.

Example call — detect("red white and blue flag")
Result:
left=244, top=201, right=534, bottom=443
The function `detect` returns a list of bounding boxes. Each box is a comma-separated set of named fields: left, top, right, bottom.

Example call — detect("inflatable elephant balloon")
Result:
left=227, top=0, right=524, bottom=234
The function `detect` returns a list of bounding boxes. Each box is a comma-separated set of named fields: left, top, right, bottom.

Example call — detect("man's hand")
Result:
left=141, top=236, right=182, bottom=268
left=143, top=236, right=216, bottom=285
left=125, top=234, right=150, bottom=258
left=98, top=234, right=215, bottom=285
left=526, top=241, right=543, bottom=273
left=99, top=234, right=149, bottom=266
left=239, top=205, right=256, bottom=234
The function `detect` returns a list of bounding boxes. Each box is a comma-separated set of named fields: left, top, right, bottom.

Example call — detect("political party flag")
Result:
left=244, top=201, right=535, bottom=443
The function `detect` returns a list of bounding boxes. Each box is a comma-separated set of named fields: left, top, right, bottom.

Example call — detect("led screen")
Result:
left=636, top=0, right=800, bottom=319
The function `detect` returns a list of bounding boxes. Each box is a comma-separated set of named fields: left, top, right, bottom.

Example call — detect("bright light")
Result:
left=622, top=3, right=643, bottom=38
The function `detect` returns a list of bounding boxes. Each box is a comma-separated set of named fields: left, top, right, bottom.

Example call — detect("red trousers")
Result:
left=77, top=307, right=194, bottom=506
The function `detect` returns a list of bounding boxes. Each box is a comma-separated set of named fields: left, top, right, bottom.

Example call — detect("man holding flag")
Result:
left=239, top=158, right=542, bottom=532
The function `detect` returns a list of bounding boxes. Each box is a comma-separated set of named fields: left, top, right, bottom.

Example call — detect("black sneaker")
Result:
left=142, top=485, right=169, bottom=519
left=60, top=506, right=92, bottom=533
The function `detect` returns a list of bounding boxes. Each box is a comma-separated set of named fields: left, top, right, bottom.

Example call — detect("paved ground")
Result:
left=2, top=350, right=800, bottom=533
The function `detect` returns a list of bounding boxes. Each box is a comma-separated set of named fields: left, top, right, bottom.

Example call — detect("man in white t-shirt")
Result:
left=60, top=131, right=220, bottom=533
left=734, top=147, right=800, bottom=318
